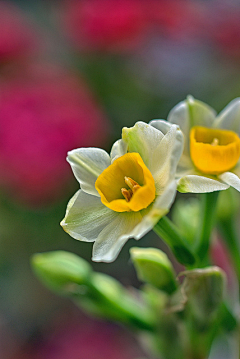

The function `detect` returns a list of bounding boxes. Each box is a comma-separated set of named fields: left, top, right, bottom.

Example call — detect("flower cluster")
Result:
left=152, top=96, right=240, bottom=193
left=62, top=97, right=240, bottom=262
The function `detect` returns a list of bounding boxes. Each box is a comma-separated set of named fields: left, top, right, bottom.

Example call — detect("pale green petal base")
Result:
left=122, top=122, right=164, bottom=169
left=177, top=175, right=229, bottom=193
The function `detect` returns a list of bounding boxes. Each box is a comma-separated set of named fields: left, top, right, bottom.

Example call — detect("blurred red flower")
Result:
left=62, top=0, right=207, bottom=53
left=145, top=0, right=206, bottom=41
left=210, top=9, right=240, bottom=60
left=35, top=314, right=144, bottom=359
left=63, top=0, right=148, bottom=53
left=210, top=237, right=236, bottom=290
left=0, top=1, right=36, bottom=63
left=0, top=64, right=110, bottom=205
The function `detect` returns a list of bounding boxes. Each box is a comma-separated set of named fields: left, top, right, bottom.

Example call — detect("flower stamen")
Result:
left=95, top=152, right=156, bottom=212
left=121, top=176, right=141, bottom=202
left=211, top=138, right=219, bottom=146
left=124, top=176, right=141, bottom=193
left=121, top=188, right=133, bottom=202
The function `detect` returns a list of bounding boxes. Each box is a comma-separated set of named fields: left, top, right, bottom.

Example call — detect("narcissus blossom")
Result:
left=61, top=122, right=183, bottom=262
left=151, top=96, right=240, bottom=193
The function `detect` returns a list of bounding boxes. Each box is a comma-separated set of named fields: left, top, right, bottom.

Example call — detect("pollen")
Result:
left=95, top=153, right=156, bottom=212
left=190, top=126, right=240, bottom=175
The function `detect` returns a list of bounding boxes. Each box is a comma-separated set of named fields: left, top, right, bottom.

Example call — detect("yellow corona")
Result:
left=190, top=126, right=240, bottom=175
left=95, top=152, right=156, bottom=212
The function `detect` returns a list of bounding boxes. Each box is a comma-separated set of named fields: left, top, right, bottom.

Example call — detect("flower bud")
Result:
left=130, top=247, right=177, bottom=294
left=180, top=266, right=225, bottom=325
left=31, top=251, right=92, bottom=293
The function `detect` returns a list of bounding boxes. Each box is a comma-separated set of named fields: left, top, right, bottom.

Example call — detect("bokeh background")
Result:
left=1, top=0, right=240, bottom=358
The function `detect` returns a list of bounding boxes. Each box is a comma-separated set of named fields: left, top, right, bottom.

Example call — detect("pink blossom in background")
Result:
left=0, top=64, right=110, bottom=206
left=145, top=0, right=206, bottom=42
left=35, top=313, right=144, bottom=359
left=209, top=9, right=240, bottom=60
left=62, top=0, right=208, bottom=54
left=63, top=0, right=148, bottom=53
left=0, top=1, right=36, bottom=63
left=210, top=237, right=236, bottom=291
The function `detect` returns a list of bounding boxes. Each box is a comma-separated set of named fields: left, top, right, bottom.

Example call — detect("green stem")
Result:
left=70, top=276, right=156, bottom=333
left=154, top=216, right=196, bottom=266
left=195, top=191, right=219, bottom=264
left=218, top=217, right=240, bottom=281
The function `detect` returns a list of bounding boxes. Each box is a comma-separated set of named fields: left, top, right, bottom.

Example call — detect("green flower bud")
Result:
left=180, top=266, right=225, bottom=325
left=31, top=251, right=92, bottom=293
left=130, top=247, right=177, bottom=294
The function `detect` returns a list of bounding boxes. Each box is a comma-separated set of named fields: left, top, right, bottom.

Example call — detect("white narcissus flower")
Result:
left=151, top=96, right=240, bottom=193
left=61, top=122, right=183, bottom=262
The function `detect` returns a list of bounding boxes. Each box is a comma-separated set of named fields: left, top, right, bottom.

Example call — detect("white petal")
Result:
left=149, top=124, right=184, bottom=194
left=122, top=121, right=164, bottom=168
left=154, top=180, right=177, bottom=211
left=168, top=96, right=216, bottom=157
left=150, top=121, right=194, bottom=180
left=176, top=154, right=195, bottom=177
left=133, top=181, right=177, bottom=239
left=92, top=211, right=142, bottom=262
left=218, top=171, right=240, bottom=192
left=177, top=175, right=229, bottom=193
left=67, top=148, right=111, bottom=196
left=61, top=190, right=116, bottom=242
left=149, top=119, right=173, bottom=135
left=167, top=100, right=190, bottom=138
left=213, top=98, right=240, bottom=135
left=110, top=139, right=128, bottom=162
